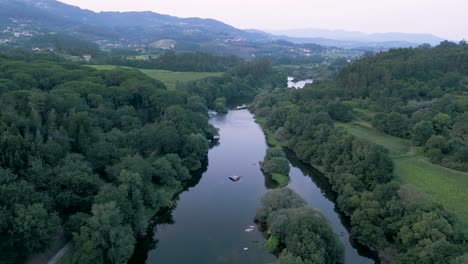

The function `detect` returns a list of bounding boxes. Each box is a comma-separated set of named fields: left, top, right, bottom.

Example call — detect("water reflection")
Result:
left=131, top=110, right=378, bottom=264
left=129, top=161, right=207, bottom=264
left=139, top=110, right=276, bottom=264
left=284, top=149, right=379, bottom=263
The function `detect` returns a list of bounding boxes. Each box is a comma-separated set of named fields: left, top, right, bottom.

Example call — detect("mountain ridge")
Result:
left=267, top=28, right=445, bottom=46
left=0, top=0, right=450, bottom=56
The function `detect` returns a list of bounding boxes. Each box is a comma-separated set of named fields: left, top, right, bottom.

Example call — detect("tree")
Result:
left=214, top=97, right=228, bottom=113
left=255, top=188, right=306, bottom=223
left=432, top=113, right=451, bottom=134
left=187, top=96, right=208, bottom=115
left=265, top=147, right=286, bottom=160
left=385, top=112, right=409, bottom=138
left=326, top=101, right=353, bottom=122
left=412, top=121, right=435, bottom=146
left=180, top=133, right=209, bottom=171
left=72, top=202, right=136, bottom=264
left=263, top=157, right=290, bottom=176
left=64, top=212, right=89, bottom=240
left=278, top=250, right=306, bottom=264
left=51, top=154, right=101, bottom=213
left=13, top=203, right=60, bottom=252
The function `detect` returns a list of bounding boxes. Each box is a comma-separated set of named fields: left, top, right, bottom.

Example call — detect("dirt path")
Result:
left=47, top=242, right=71, bottom=264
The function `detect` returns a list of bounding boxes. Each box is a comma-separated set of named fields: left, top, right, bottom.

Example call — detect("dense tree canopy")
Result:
left=336, top=42, right=468, bottom=170
left=0, top=53, right=218, bottom=263
left=0, top=50, right=286, bottom=263
left=255, top=188, right=343, bottom=264
left=251, top=42, right=468, bottom=262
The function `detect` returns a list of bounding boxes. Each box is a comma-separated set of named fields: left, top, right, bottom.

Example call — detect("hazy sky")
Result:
left=59, top=0, right=468, bottom=40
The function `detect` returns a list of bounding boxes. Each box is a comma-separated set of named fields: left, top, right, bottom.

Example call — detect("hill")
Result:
left=0, top=0, right=437, bottom=59
left=268, top=28, right=446, bottom=48
left=250, top=41, right=468, bottom=263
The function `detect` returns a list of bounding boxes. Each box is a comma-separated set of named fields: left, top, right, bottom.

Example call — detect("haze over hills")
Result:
left=0, top=0, right=262, bottom=43
left=267, top=28, right=446, bottom=48
left=0, top=0, right=450, bottom=56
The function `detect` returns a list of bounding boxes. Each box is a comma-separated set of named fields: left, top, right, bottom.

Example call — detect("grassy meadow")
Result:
left=337, top=121, right=468, bottom=224
left=272, top=173, right=289, bottom=187
left=90, top=65, right=223, bottom=89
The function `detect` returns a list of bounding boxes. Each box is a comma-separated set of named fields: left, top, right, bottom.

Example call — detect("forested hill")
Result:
left=337, top=41, right=468, bottom=98
left=251, top=41, right=468, bottom=263
left=334, top=41, right=468, bottom=170
left=0, top=51, right=283, bottom=263
left=0, top=0, right=260, bottom=43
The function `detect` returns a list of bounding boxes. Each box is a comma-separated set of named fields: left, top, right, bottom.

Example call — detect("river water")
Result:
left=287, top=77, right=313, bottom=89
left=139, top=109, right=376, bottom=264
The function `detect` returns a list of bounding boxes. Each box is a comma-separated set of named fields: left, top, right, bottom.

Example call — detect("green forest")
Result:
left=0, top=51, right=283, bottom=263
left=251, top=41, right=468, bottom=263
left=0, top=33, right=467, bottom=264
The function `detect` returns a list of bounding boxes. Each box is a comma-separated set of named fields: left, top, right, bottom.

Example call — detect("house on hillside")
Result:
left=82, top=54, right=92, bottom=62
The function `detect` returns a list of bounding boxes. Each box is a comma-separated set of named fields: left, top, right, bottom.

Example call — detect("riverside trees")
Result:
left=255, top=188, right=343, bottom=264
left=0, top=51, right=286, bottom=263
left=0, top=53, right=216, bottom=263
left=251, top=42, right=468, bottom=262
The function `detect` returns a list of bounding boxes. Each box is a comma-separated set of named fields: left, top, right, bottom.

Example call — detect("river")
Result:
left=135, top=109, right=376, bottom=264
left=287, top=77, right=313, bottom=89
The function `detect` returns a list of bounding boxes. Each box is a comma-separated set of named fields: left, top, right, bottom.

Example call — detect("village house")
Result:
left=82, top=54, right=92, bottom=62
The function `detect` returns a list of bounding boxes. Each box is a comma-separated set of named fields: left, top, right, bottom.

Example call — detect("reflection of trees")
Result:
left=283, top=148, right=379, bottom=261
left=284, top=148, right=337, bottom=201
left=128, top=159, right=209, bottom=263
left=262, top=170, right=280, bottom=189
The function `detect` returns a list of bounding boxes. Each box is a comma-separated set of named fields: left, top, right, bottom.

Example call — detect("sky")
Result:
left=58, top=0, right=468, bottom=40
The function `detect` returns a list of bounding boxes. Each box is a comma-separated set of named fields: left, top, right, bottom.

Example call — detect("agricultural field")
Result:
left=337, top=121, right=468, bottom=224
left=90, top=65, right=223, bottom=89
left=336, top=121, right=410, bottom=155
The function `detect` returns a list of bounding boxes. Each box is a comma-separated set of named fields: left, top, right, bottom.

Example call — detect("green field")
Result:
left=394, top=156, right=468, bottom=222
left=90, top=65, right=223, bottom=89
left=337, top=121, right=468, bottom=224
left=336, top=121, right=411, bottom=156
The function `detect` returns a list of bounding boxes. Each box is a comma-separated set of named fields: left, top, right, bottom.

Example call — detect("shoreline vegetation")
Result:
left=1, top=36, right=467, bottom=264
left=252, top=94, right=467, bottom=262
left=259, top=147, right=290, bottom=187
left=250, top=39, right=468, bottom=264
left=255, top=188, right=344, bottom=264
left=0, top=52, right=285, bottom=264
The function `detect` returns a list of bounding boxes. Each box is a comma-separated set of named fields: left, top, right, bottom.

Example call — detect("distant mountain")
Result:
left=0, top=0, right=441, bottom=59
left=268, top=35, right=421, bottom=50
left=0, top=0, right=350, bottom=60
left=267, top=28, right=445, bottom=47
left=0, top=0, right=271, bottom=54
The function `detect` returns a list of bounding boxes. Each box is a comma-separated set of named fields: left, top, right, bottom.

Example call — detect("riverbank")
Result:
left=253, top=111, right=379, bottom=263
left=120, top=109, right=377, bottom=263
left=134, top=110, right=277, bottom=263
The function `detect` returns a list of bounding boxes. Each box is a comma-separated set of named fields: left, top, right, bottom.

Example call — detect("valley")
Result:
left=0, top=1, right=466, bottom=264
